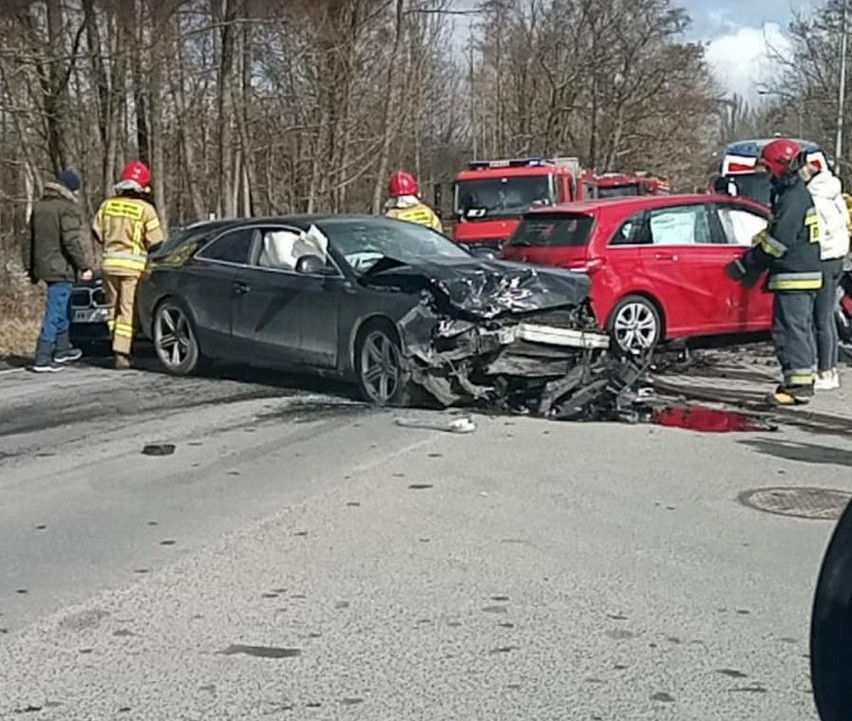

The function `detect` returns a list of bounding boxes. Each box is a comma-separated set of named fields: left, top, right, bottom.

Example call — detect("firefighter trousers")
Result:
left=772, top=291, right=818, bottom=393
left=104, top=273, right=140, bottom=356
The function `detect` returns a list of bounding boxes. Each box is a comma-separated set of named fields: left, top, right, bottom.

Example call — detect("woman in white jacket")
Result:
left=799, top=157, right=850, bottom=389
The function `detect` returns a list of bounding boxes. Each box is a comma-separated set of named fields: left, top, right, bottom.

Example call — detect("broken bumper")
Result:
left=397, top=306, right=646, bottom=421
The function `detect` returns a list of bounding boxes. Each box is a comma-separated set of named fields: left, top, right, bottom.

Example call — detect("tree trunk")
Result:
left=236, top=0, right=258, bottom=216
left=149, top=0, right=168, bottom=231
left=215, top=0, right=238, bottom=217
left=42, top=0, right=69, bottom=172
left=169, top=9, right=205, bottom=220
left=371, top=0, right=406, bottom=214
left=127, top=3, right=150, bottom=162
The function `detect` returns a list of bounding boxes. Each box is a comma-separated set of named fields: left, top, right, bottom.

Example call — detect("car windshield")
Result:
left=455, top=176, right=555, bottom=219
left=504, top=213, right=595, bottom=248
left=598, top=183, right=639, bottom=198
left=151, top=226, right=193, bottom=255
left=724, top=172, right=771, bottom=207
left=323, top=218, right=470, bottom=273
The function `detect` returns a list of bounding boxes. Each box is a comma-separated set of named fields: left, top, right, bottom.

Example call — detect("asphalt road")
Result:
left=1, top=358, right=850, bottom=720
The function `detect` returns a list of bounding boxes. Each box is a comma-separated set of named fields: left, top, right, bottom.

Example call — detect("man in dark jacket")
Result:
left=26, top=169, right=93, bottom=373
left=726, top=138, right=823, bottom=405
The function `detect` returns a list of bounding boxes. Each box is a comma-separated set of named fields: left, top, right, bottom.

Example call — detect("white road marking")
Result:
left=0, top=368, right=26, bottom=376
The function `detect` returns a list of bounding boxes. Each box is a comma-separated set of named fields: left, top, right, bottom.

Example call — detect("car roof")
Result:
left=724, top=138, right=823, bottom=156
left=525, top=193, right=768, bottom=218
left=175, top=214, right=408, bottom=235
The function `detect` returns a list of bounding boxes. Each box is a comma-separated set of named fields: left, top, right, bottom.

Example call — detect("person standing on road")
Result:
left=92, top=161, right=164, bottom=370
left=797, top=156, right=850, bottom=390
left=725, top=137, right=824, bottom=406
left=384, top=171, right=444, bottom=232
left=26, top=169, right=94, bottom=373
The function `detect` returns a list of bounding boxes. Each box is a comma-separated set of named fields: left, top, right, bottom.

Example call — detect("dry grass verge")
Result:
left=0, top=275, right=43, bottom=358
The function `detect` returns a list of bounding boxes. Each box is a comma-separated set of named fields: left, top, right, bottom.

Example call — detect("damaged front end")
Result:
left=362, top=259, right=648, bottom=421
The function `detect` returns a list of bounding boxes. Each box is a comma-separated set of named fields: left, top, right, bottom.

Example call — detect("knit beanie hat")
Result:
left=57, top=169, right=82, bottom=192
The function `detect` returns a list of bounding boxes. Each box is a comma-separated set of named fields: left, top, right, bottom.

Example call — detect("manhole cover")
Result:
left=739, top=487, right=852, bottom=520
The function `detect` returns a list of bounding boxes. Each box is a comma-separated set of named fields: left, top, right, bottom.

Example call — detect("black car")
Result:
left=132, top=214, right=625, bottom=412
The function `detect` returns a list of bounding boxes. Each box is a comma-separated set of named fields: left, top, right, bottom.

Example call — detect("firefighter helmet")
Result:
left=759, top=138, right=802, bottom=178
left=121, top=160, right=151, bottom=188
left=388, top=171, right=419, bottom=198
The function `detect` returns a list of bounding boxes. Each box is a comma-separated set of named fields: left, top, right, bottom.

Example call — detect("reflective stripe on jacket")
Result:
left=739, top=175, right=823, bottom=292
left=93, top=195, right=164, bottom=275
left=385, top=203, right=443, bottom=232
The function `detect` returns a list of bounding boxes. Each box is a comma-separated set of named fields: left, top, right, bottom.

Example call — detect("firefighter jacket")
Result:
left=736, top=175, right=823, bottom=291
left=93, top=193, right=164, bottom=276
left=385, top=196, right=443, bottom=232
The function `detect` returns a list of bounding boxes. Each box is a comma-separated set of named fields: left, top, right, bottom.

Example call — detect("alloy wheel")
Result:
left=613, top=302, right=658, bottom=353
left=360, top=330, right=401, bottom=404
left=155, top=305, right=193, bottom=370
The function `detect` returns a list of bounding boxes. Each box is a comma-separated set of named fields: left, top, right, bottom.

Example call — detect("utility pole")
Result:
left=468, top=25, right=477, bottom=160
left=836, top=0, right=848, bottom=163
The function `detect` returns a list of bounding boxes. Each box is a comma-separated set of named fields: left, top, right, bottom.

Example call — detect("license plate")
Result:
left=73, top=308, right=108, bottom=324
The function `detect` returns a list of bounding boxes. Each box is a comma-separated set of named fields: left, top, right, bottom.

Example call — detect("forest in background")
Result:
left=0, top=0, right=843, bottom=289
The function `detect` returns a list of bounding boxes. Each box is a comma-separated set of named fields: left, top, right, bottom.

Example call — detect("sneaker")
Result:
left=32, top=338, right=64, bottom=373
left=815, top=371, right=835, bottom=390
left=32, top=360, right=65, bottom=373
left=54, top=347, right=83, bottom=364
left=832, top=368, right=841, bottom=389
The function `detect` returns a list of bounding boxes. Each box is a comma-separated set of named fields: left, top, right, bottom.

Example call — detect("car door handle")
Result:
left=653, top=252, right=678, bottom=261
left=233, top=281, right=250, bottom=295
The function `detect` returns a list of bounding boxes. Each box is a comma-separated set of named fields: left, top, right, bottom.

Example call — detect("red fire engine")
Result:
left=449, top=157, right=670, bottom=248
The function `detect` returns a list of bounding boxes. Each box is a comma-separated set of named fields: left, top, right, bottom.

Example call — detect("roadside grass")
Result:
left=0, top=277, right=42, bottom=358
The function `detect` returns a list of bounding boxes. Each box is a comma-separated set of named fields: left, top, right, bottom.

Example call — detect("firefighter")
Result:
left=93, top=161, right=164, bottom=370
left=384, top=171, right=443, bottom=232
left=725, top=137, right=823, bottom=405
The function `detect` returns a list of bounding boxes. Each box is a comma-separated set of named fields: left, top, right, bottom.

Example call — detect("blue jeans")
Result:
left=39, top=281, right=72, bottom=343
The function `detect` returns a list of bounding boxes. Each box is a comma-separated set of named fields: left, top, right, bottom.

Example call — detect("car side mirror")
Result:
left=295, top=255, right=334, bottom=275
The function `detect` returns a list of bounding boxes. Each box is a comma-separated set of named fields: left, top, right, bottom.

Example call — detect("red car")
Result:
left=499, top=194, right=773, bottom=353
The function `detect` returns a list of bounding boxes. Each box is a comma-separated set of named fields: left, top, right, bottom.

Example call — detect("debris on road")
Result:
left=395, top=416, right=477, bottom=433
left=141, top=444, right=176, bottom=456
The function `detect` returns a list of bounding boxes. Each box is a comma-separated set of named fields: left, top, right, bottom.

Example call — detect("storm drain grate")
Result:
left=738, top=487, right=852, bottom=520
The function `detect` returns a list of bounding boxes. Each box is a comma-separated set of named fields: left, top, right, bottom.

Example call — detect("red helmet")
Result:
left=759, top=138, right=802, bottom=178
left=121, top=160, right=151, bottom=187
left=388, top=171, right=418, bottom=197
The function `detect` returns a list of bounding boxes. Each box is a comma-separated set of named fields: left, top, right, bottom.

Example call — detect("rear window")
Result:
left=506, top=214, right=594, bottom=247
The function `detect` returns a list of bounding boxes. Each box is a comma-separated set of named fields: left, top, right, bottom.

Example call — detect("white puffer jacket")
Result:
left=806, top=171, right=850, bottom=260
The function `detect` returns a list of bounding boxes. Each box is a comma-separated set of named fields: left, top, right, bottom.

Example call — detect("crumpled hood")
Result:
left=808, top=171, right=843, bottom=200
left=361, top=257, right=592, bottom=321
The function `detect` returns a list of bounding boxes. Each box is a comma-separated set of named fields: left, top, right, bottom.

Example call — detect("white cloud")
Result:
left=705, top=23, right=793, bottom=102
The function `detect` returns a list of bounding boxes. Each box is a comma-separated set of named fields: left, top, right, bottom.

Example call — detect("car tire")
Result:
left=355, top=320, right=411, bottom=406
left=153, top=299, right=201, bottom=376
left=608, top=295, right=663, bottom=355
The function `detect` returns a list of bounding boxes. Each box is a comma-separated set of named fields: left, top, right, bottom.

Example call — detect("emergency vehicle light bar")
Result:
left=467, top=157, right=547, bottom=169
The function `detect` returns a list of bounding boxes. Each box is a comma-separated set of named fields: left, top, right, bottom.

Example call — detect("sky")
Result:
left=450, top=0, right=819, bottom=104
left=685, top=0, right=817, bottom=102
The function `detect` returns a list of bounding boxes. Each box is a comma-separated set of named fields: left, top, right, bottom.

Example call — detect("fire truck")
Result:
left=448, top=157, right=670, bottom=249
left=715, top=138, right=828, bottom=207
